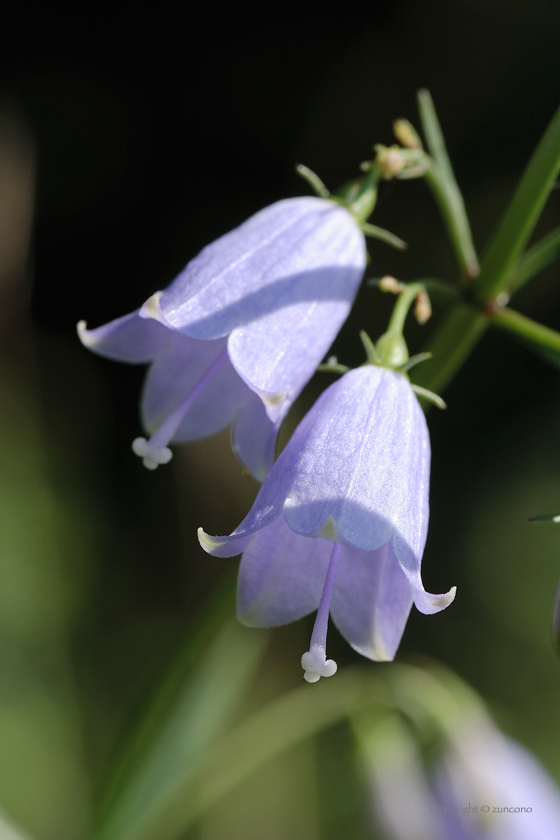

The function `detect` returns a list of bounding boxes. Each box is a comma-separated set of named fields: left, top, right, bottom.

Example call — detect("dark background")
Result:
left=1, top=2, right=560, bottom=836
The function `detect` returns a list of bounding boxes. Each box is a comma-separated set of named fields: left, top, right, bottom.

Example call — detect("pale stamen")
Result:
left=133, top=347, right=229, bottom=469
left=301, top=542, right=340, bottom=683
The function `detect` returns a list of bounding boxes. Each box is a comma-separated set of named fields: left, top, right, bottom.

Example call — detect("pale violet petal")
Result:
left=141, top=334, right=251, bottom=441
left=152, top=197, right=365, bottom=422
left=77, top=310, right=174, bottom=363
left=231, top=392, right=279, bottom=482
left=157, top=197, right=364, bottom=339
left=283, top=366, right=423, bottom=552
left=198, top=462, right=293, bottom=558
left=236, top=515, right=331, bottom=627
left=392, top=533, right=456, bottom=615
left=329, top=541, right=413, bottom=662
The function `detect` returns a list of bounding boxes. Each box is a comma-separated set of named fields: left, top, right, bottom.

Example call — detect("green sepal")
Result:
left=317, top=362, right=351, bottom=375
left=359, top=330, right=382, bottom=365
left=411, top=384, right=447, bottom=410
left=295, top=164, right=330, bottom=198
left=361, top=222, right=407, bottom=250
left=399, top=352, right=433, bottom=373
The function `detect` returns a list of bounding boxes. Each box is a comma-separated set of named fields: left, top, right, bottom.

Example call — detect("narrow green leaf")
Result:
left=141, top=667, right=388, bottom=840
left=95, top=611, right=267, bottom=840
left=474, top=101, right=560, bottom=302
left=508, top=226, right=560, bottom=295
left=417, top=91, right=479, bottom=280
left=417, top=89, right=455, bottom=182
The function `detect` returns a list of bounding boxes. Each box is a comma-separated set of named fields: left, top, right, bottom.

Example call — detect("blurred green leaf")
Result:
left=0, top=805, right=35, bottom=840
left=95, top=616, right=267, bottom=840
left=142, top=667, right=388, bottom=840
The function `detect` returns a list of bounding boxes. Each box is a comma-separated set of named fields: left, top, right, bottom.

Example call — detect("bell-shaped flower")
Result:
left=78, top=197, right=366, bottom=479
left=364, top=688, right=560, bottom=840
left=199, top=363, right=456, bottom=681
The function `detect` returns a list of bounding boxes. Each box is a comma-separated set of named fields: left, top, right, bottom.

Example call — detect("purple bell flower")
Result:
left=78, top=197, right=366, bottom=480
left=198, top=364, right=456, bottom=681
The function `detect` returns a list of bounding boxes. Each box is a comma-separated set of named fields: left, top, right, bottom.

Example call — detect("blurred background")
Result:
left=1, top=1, right=560, bottom=837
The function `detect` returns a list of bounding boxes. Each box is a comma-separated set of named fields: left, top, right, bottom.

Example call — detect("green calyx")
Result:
left=295, top=163, right=406, bottom=249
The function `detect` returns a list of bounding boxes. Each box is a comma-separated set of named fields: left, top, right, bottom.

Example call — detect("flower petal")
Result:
left=77, top=310, right=174, bottom=363
left=231, top=392, right=279, bottom=482
left=236, top=515, right=331, bottom=626
left=199, top=423, right=302, bottom=556
left=392, top=532, right=456, bottom=615
left=283, top=366, right=427, bottom=553
left=147, top=198, right=365, bottom=422
left=330, top=541, right=414, bottom=662
left=141, top=334, right=252, bottom=441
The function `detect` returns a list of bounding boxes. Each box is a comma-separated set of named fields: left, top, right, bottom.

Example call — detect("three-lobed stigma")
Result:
left=301, top=644, right=337, bottom=683
left=132, top=437, right=173, bottom=470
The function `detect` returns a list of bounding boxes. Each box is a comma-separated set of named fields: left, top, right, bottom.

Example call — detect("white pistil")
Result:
left=132, top=347, right=229, bottom=470
left=132, top=437, right=172, bottom=470
left=301, top=645, right=337, bottom=684
left=301, top=542, right=341, bottom=683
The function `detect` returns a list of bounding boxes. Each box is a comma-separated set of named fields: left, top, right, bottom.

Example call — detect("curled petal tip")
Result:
left=418, top=584, right=457, bottom=615
left=139, top=291, right=165, bottom=322
left=198, top=527, right=227, bottom=553
left=77, top=320, right=95, bottom=348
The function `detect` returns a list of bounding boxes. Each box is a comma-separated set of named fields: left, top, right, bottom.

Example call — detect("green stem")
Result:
left=491, top=306, right=560, bottom=358
left=386, top=282, right=425, bottom=336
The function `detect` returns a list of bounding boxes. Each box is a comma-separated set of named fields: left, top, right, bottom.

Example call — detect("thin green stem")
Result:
left=508, top=226, right=560, bottom=296
left=490, top=306, right=560, bottom=362
left=386, top=282, right=425, bottom=336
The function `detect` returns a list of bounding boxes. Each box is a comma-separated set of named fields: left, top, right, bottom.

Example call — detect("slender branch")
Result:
left=490, top=306, right=560, bottom=363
